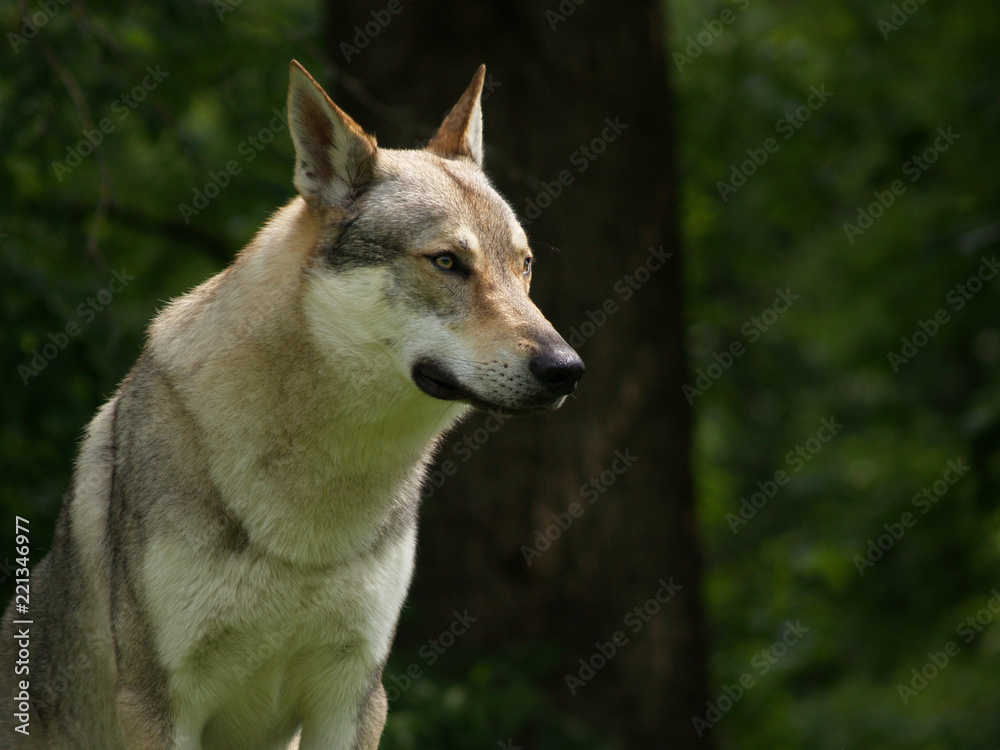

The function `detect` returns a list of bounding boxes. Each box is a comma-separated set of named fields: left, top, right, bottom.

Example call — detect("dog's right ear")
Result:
left=287, top=60, right=377, bottom=208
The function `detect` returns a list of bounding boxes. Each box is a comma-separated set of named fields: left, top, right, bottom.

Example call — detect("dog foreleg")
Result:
left=297, top=680, right=387, bottom=750
left=349, top=682, right=388, bottom=750
left=116, top=683, right=191, bottom=750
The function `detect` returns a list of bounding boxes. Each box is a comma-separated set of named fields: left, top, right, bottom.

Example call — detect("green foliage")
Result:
left=674, top=0, right=1000, bottom=747
left=3, top=0, right=999, bottom=747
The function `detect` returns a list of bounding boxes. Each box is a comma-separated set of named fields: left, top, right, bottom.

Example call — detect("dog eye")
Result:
left=523, top=257, right=533, bottom=276
left=429, top=252, right=468, bottom=277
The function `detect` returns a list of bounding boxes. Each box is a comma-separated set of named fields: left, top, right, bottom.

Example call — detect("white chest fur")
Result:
left=145, top=520, right=416, bottom=747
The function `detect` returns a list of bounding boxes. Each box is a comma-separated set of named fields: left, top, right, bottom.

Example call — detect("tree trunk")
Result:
left=322, top=2, right=713, bottom=745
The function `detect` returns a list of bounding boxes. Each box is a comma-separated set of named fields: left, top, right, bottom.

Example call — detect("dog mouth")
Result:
left=411, top=359, right=560, bottom=415
left=411, top=360, right=469, bottom=402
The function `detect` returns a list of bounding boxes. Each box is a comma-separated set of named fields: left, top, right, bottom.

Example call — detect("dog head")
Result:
left=287, top=61, right=583, bottom=416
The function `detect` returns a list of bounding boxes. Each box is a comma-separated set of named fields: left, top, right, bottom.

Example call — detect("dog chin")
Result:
left=459, top=397, right=557, bottom=418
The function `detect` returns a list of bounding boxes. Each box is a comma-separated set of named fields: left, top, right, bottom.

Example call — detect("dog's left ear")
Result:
left=426, top=65, right=486, bottom=166
left=287, top=60, right=377, bottom=207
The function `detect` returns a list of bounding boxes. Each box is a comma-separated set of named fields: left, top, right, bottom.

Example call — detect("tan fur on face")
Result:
left=300, top=146, right=566, bottom=413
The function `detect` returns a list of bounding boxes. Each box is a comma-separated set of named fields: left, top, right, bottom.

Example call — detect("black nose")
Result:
left=529, top=347, right=585, bottom=397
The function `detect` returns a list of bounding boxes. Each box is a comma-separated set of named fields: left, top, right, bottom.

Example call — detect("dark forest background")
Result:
left=3, top=0, right=1000, bottom=747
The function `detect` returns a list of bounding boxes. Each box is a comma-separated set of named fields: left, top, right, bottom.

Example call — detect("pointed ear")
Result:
left=426, top=65, right=486, bottom=166
left=287, top=60, right=377, bottom=207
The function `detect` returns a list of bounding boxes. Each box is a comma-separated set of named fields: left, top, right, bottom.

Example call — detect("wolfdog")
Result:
left=1, top=61, right=583, bottom=748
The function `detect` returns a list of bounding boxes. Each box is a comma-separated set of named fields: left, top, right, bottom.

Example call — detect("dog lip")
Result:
left=411, top=360, right=569, bottom=415
left=412, top=360, right=468, bottom=401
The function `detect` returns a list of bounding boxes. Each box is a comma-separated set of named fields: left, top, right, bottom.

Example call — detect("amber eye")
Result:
left=523, top=257, right=533, bottom=277
left=429, top=252, right=469, bottom=277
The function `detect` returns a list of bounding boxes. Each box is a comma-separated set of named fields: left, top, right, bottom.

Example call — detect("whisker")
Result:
left=430, top=353, right=498, bottom=368
left=531, top=240, right=562, bottom=255
left=429, top=401, right=458, bottom=435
